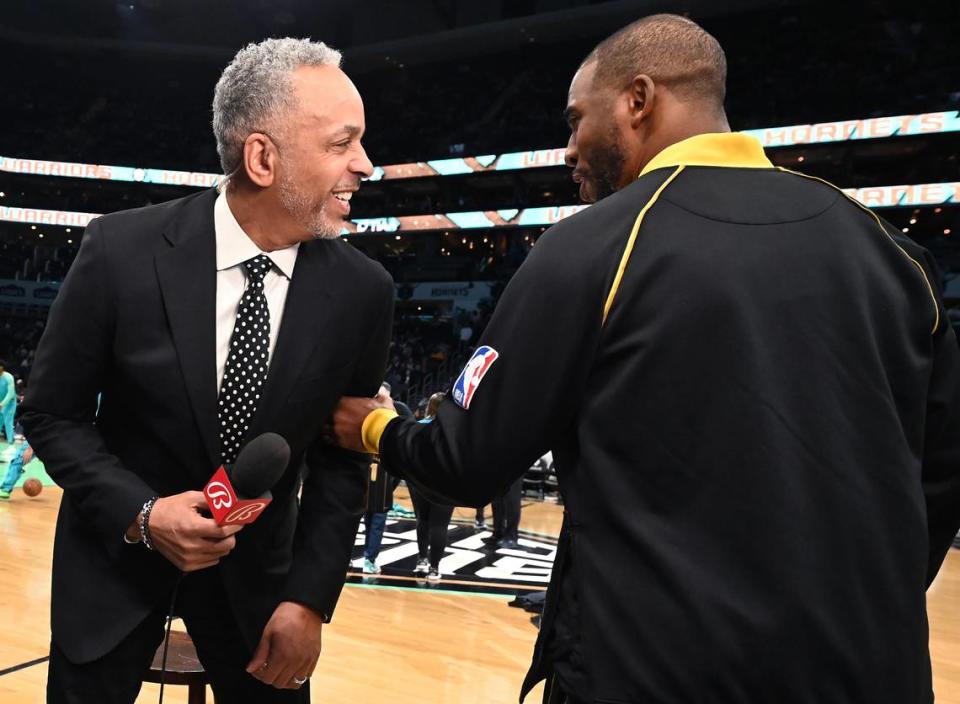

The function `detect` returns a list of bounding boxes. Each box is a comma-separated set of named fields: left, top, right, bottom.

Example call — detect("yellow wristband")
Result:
left=361, top=408, right=399, bottom=454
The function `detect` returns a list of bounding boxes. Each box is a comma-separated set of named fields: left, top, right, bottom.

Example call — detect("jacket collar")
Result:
left=640, top=132, right=772, bottom=177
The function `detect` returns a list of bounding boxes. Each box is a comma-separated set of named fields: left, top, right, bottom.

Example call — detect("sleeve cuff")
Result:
left=361, top=408, right=399, bottom=454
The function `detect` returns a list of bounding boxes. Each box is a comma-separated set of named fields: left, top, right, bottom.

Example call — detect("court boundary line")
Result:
left=0, top=655, right=49, bottom=677
left=344, top=582, right=521, bottom=599
left=345, top=571, right=548, bottom=591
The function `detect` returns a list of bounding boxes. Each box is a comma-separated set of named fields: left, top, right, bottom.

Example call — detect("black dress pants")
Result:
left=492, top=477, right=523, bottom=541
left=408, top=486, right=454, bottom=568
left=47, top=567, right=309, bottom=704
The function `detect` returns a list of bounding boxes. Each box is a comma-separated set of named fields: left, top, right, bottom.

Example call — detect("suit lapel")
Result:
left=246, top=240, right=339, bottom=438
left=155, top=189, right=220, bottom=470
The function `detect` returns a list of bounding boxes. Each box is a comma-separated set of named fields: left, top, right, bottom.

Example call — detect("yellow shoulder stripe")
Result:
left=776, top=167, right=940, bottom=335
left=602, top=166, right=685, bottom=325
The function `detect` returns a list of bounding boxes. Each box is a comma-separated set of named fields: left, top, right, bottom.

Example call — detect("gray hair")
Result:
left=213, top=37, right=342, bottom=177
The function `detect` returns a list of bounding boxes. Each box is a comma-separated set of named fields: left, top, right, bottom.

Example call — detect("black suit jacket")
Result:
left=22, top=188, right=395, bottom=663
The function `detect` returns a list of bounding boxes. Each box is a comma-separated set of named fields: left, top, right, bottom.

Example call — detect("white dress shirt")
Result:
left=214, top=191, right=299, bottom=393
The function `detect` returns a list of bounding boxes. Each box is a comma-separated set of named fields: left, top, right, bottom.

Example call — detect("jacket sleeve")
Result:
left=377, top=226, right=605, bottom=507
left=20, top=218, right=158, bottom=557
left=282, top=269, right=395, bottom=619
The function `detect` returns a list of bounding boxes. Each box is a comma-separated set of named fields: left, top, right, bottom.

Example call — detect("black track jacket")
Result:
left=366, top=133, right=960, bottom=703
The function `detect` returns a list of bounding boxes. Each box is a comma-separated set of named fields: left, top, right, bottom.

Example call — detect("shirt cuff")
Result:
left=361, top=408, right=399, bottom=454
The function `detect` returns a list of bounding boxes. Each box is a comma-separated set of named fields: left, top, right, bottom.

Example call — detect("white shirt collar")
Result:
left=214, top=190, right=299, bottom=278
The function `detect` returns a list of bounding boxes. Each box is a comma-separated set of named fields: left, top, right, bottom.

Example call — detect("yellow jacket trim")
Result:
left=640, top=132, right=773, bottom=176
left=777, top=166, right=940, bottom=335
left=603, top=133, right=772, bottom=325
left=361, top=407, right=399, bottom=455
left=603, top=166, right=685, bottom=324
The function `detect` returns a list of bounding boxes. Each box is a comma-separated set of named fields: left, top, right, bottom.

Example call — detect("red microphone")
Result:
left=203, top=433, right=290, bottom=526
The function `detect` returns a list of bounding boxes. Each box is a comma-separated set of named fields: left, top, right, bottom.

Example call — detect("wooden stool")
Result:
left=144, top=630, right=208, bottom=704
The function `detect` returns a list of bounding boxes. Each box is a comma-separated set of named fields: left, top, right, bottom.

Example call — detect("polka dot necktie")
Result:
left=218, top=254, right=272, bottom=465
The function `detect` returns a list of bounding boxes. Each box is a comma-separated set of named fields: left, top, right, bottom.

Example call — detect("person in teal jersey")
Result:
left=0, top=360, right=16, bottom=445
left=0, top=439, right=34, bottom=499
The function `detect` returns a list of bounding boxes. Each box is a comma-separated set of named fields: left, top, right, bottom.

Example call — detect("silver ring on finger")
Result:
left=293, top=676, right=307, bottom=686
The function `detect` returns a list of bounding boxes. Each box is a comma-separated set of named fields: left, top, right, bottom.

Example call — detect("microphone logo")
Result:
left=204, top=436, right=287, bottom=527
left=224, top=502, right=268, bottom=524
left=205, top=481, right=234, bottom=510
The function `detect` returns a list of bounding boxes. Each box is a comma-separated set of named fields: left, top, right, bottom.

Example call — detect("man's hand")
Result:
left=246, top=601, right=324, bottom=689
left=135, top=491, right=243, bottom=571
left=330, top=393, right=395, bottom=453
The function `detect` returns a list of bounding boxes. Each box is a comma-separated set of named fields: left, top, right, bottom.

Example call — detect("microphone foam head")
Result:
left=230, top=433, right=291, bottom=498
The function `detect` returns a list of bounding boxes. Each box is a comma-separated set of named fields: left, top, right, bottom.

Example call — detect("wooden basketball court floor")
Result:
left=1, top=483, right=959, bottom=702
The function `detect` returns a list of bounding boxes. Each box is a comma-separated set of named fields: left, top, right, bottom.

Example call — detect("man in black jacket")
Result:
left=333, top=14, right=960, bottom=704
left=23, top=38, right=394, bottom=703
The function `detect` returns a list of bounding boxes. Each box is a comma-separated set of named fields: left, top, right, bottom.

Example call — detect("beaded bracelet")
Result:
left=139, top=496, right=159, bottom=551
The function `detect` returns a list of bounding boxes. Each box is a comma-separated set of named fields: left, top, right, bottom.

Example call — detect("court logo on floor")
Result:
left=349, top=517, right=554, bottom=595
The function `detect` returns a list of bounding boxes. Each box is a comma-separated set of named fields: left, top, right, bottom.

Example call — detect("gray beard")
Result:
left=278, top=177, right=340, bottom=240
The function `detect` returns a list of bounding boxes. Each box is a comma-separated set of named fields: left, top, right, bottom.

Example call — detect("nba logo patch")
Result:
left=452, top=346, right=499, bottom=410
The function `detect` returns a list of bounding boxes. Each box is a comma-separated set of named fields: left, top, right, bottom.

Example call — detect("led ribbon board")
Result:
left=4, top=182, right=958, bottom=231
left=0, top=158, right=223, bottom=187
left=2, top=111, right=957, bottom=185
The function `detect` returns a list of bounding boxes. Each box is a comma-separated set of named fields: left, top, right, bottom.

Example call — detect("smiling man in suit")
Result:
left=21, top=38, right=394, bottom=703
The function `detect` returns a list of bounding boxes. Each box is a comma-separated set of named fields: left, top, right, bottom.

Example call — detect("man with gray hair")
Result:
left=23, top=37, right=394, bottom=703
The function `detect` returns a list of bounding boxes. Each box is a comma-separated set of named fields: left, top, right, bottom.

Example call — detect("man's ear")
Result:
left=627, top=74, right=656, bottom=129
left=242, top=133, right=279, bottom=188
